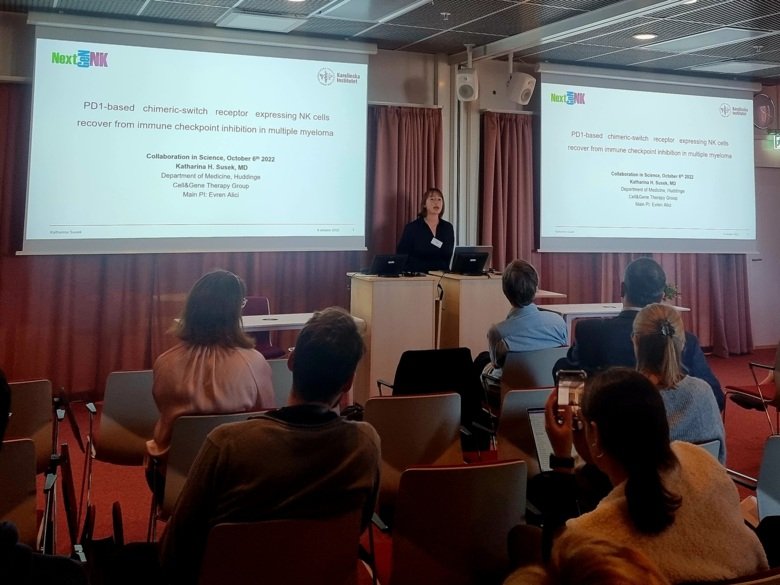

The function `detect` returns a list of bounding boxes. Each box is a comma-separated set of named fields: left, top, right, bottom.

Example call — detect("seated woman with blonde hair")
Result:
left=544, top=368, right=767, bottom=583
left=505, top=532, right=670, bottom=585
left=633, top=303, right=726, bottom=463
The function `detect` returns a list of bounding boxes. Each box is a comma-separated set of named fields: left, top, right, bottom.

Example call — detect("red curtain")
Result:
left=0, top=84, right=363, bottom=397
left=366, top=105, right=442, bottom=257
left=479, top=110, right=752, bottom=356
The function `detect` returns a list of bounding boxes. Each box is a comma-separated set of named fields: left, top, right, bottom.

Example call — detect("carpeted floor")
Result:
left=39, top=346, right=777, bottom=582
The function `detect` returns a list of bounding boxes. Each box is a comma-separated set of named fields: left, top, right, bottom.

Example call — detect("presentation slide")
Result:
left=539, top=81, right=756, bottom=253
left=24, top=37, right=368, bottom=254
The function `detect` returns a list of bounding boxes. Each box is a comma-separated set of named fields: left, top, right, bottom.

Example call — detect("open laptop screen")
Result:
left=366, top=254, right=407, bottom=277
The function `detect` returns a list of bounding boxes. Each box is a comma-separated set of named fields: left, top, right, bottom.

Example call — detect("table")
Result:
left=539, top=303, right=690, bottom=342
left=241, top=313, right=312, bottom=333
left=431, top=271, right=566, bottom=355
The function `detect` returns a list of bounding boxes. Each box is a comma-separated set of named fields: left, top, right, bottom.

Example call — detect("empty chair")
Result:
left=242, top=295, right=287, bottom=360
left=376, top=347, right=487, bottom=438
left=81, top=370, right=157, bottom=522
left=496, top=389, right=553, bottom=478
left=696, top=439, right=722, bottom=461
left=498, top=347, right=568, bottom=406
left=268, top=358, right=292, bottom=407
left=390, top=460, right=527, bottom=585
left=0, top=438, right=37, bottom=547
left=7, top=379, right=53, bottom=474
left=724, top=344, right=780, bottom=435
left=364, top=393, right=463, bottom=522
left=198, top=511, right=362, bottom=585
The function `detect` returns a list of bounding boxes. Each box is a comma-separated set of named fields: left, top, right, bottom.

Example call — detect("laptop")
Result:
left=449, top=246, right=490, bottom=276
left=365, top=254, right=408, bottom=277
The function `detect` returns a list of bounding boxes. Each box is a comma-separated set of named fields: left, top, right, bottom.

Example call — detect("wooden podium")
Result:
left=435, top=272, right=566, bottom=356
left=349, top=273, right=438, bottom=404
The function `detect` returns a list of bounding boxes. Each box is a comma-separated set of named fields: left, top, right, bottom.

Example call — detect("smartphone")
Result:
left=556, top=370, right=587, bottom=426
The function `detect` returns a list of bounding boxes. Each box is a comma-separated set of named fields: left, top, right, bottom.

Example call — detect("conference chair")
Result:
left=149, top=411, right=254, bottom=539
left=198, top=511, right=363, bottom=585
left=496, top=347, right=569, bottom=407
left=364, top=393, right=463, bottom=526
left=757, top=435, right=780, bottom=521
left=268, top=358, right=293, bottom=407
left=80, top=370, right=157, bottom=527
left=376, top=347, right=491, bottom=446
left=7, top=379, right=54, bottom=474
left=496, top=389, right=554, bottom=479
left=0, top=438, right=37, bottom=548
left=390, top=460, right=527, bottom=585
left=723, top=343, right=780, bottom=435
left=242, top=295, right=287, bottom=359
left=695, top=439, right=722, bottom=461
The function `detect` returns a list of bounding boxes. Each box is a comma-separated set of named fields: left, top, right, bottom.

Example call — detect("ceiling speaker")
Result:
left=456, top=68, right=479, bottom=102
left=507, top=72, right=536, bottom=105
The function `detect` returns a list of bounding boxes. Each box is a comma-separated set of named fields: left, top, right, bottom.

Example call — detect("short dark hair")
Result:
left=502, top=260, right=539, bottom=307
left=0, top=369, right=10, bottom=444
left=292, top=307, right=365, bottom=403
left=417, top=188, right=445, bottom=218
left=623, top=258, right=666, bottom=307
left=582, top=368, right=680, bottom=534
left=175, top=269, right=254, bottom=348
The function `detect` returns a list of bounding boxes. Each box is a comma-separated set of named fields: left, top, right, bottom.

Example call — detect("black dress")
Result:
left=396, top=217, right=454, bottom=273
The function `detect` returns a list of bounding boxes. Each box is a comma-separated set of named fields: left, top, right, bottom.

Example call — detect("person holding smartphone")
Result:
left=538, top=368, right=766, bottom=584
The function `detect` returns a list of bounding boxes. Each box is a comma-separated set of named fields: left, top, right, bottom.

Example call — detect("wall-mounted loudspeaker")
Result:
left=507, top=72, right=536, bottom=105
left=456, top=68, right=479, bottom=102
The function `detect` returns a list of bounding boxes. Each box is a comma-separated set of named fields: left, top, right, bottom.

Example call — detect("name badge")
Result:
left=431, top=237, right=443, bottom=248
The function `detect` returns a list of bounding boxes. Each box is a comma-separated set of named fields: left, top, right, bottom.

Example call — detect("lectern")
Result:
left=349, top=274, right=438, bottom=404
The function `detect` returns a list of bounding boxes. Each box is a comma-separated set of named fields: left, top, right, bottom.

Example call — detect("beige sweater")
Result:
left=566, top=441, right=767, bottom=583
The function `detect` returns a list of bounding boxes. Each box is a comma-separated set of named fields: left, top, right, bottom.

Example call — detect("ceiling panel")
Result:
left=392, top=0, right=513, bottom=30
left=55, top=0, right=145, bottom=17
left=403, top=30, right=506, bottom=54
left=653, top=0, right=780, bottom=25
left=140, top=1, right=229, bottom=23
left=567, top=18, right=722, bottom=49
left=525, top=0, right=625, bottom=9
left=237, top=0, right=334, bottom=16
left=456, top=3, right=583, bottom=36
left=293, top=17, right=374, bottom=37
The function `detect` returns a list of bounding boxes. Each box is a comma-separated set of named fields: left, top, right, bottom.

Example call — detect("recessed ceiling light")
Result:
left=633, top=33, right=658, bottom=41
left=288, top=0, right=306, bottom=2
left=681, top=0, right=698, bottom=4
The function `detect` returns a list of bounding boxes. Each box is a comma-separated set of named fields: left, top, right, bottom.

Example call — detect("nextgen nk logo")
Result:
left=550, top=90, right=586, bottom=105
left=51, top=49, right=109, bottom=68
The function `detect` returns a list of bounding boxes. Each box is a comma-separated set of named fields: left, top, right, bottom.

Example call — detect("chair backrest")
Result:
left=95, top=370, right=157, bottom=465
left=695, top=439, right=721, bottom=461
left=770, top=343, right=780, bottom=408
left=758, top=435, right=780, bottom=521
left=499, top=347, right=569, bottom=404
left=390, top=347, right=483, bottom=422
left=365, top=393, right=463, bottom=517
left=0, top=438, right=37, bottom=547
left=267, top=359, right=292, bottom=407
left=163, top=412, right=255, bottom=515
left=496, top=389, right=553, bottom=478
left=7, top=379, right=53, bottom=474
left=391, top=460, right=527, bottom=585
left=198, top=511, right=362, bottom=585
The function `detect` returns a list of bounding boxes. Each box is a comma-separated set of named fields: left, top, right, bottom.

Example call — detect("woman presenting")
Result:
left=396, top=188, right=454, bottom=273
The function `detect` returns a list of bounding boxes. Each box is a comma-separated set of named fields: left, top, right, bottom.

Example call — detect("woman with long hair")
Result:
left=146, top=269, right=274, bottom=462
left=633, top=303, right=725, bottom=462
left=544, top=368, right=766, bottom=583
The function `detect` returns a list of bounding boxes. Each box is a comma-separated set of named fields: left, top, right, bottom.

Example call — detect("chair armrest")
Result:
left=376, top=379, right=394, bottom=397
left=727, top=468, right=757, bottom=490
left=749, top=362, right=773, bottom=371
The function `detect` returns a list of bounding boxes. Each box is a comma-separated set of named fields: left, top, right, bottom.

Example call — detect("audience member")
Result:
left=0, top=369, right=88, bottom=585
left=633, top=303, right=726, bottom=463
left=504, top=531, right=670, bottom=585
left=556, top=257, right=723, bottom=409
left=146, top=269, right=274, bottom=486
left=543, top=368, right=766, bottom=583
left=159, top=307, right=380, bottom=584
left=482, top=259, right=567, bottom=386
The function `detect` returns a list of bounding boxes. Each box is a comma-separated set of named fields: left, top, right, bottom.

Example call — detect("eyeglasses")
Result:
left=241, top=298, right=247, bottom=309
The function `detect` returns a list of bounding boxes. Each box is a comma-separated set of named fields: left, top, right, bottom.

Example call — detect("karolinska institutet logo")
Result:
left=318, top=68, right=361, bottom=86
left=51, top=49, right=108, bottom=68
left=720, top=103, right=732, bottom=117
left=719, top=103, right=748, bottom=118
